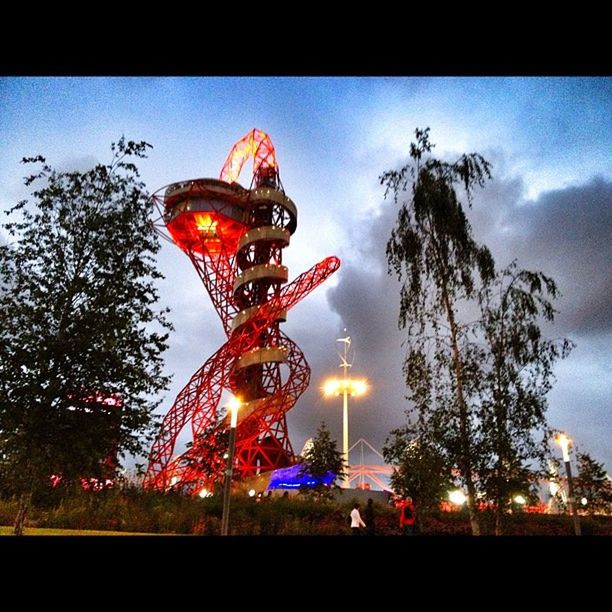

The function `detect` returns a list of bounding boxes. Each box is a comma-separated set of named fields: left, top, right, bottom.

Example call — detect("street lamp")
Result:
left=221, top=395, right=241, bottom=536
left=322, top=333, right=367, bottom=488
left=549, top=481, right=560, bottom=496
left=449, top=490, right=467, bottom=506
left=555, top=433, right=581, bottom=536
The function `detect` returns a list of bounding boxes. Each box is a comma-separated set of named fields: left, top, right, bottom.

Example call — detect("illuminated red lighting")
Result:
left=166, top=210, right=244, bottom=256
left=144, top=131, right=340, bottom=494
left=220, top=128, right=278, bottom=185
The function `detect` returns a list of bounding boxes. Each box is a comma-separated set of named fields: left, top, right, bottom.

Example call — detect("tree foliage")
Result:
left=299, top=421, right=345, bottom=500
left=574, top=451, right=612, bottom=515
left=382, top=128, right=573, bottom=535
left=476, top=261, right=573, bottom=532
left=0, top=138, right=171, bottom=533
left=383, top=427, right=452, bottom=521
left=382, top=127, right=494, bottom=535
left=182, top=424, right=230, bottom=493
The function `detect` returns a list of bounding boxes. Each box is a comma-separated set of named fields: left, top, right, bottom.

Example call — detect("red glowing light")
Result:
left=220, top=128, right=278, bottom=185
left=166, top=210, right=245, bottom=256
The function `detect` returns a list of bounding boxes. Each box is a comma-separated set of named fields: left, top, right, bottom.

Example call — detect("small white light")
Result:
left=556, top=434, right=571, bottom=462
left=199, top=488, right=209, bottom=498
left=351, top=379, right=368, bottom=396
left=581, top=497, right=588, bottom=506
left=514, top=495, right=527, bottom=505
left=248, top=489, right=256, bottom=497
left=227, top=395, right=241, bottom=428
left=323, top=379, right=340, bottom=396
left=549, top=482, right=560, bottom=496
left=449, top=490, right=466, bottom=505
left=170, top=476, right=179, bottom=486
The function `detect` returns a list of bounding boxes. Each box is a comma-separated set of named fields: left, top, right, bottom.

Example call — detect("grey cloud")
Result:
left=470, top=173, right=612, bottom=337
left=323, top=166, right=612, bottom=470
left=505, top=176, right=612, bottom=336
left=322, top=196, right=409, bottom=455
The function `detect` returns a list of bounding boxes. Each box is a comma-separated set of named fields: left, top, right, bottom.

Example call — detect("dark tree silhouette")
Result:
left=382, top=127, right=494, bottom=535
left=0, top=139, right=171, bottom=534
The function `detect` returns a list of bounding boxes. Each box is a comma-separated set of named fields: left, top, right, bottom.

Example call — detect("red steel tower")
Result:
left=144, top=129, right=340, bottom=494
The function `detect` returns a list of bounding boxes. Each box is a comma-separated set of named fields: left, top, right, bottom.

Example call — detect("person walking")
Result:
left=399, top=497, right=416, bottom=535
left=363, top=498, right=376, bottom=536
left=350, top=502, right=366, bottom=535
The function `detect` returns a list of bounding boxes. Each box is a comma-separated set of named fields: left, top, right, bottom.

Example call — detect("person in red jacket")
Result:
left=399, top=497, right=416, bottom=535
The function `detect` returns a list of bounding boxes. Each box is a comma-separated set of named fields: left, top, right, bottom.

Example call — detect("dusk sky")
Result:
left=1, top=77, right=610, bottom=475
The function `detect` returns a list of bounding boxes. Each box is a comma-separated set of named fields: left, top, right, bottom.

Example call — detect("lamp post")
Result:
left=556, top=433, right=581, bottom=536
left=221, top=396, right=241, bottom=536
left=449, top=490, right=467, bottom=506
left=323, top=333, right=367, bottom=489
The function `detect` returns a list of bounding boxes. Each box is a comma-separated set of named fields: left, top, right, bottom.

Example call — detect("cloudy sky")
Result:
left=1, top=77, right=610, bottom=474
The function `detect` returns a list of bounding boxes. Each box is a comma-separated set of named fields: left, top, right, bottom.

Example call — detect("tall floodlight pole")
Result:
left=556, top=433, right=581, bottom=536
left=323, top=332, right=367, bottom=489
left=339, top=336, right=350, bottom=489
left=221, top=396, right=241, bottom=536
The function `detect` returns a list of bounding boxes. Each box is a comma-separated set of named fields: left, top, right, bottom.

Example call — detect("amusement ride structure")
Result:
left=144, top=129, right=340, bottom=494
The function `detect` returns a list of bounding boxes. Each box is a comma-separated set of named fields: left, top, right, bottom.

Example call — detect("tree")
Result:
left=299, top=421, right=345, bottom=500
left=181, top=424, right=230, bottom=494
left=574, top=451, right=612, bottom=515
left=382, top=127, right=495, bottom=535
left=383, top=427, right=452, bottom=527
left=0, top=139, right=172, bottom=534
left=475, top=261, right=573, bottom=533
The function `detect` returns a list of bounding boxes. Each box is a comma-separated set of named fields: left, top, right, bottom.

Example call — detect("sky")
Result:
left=1, top=76, right=610, bottom=478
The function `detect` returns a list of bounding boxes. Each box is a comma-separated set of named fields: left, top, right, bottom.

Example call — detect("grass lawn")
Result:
left=0, top=526, right=168, bottom=536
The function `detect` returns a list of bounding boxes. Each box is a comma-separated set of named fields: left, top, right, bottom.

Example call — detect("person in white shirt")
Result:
left=350, top=503, right=366, bottom=535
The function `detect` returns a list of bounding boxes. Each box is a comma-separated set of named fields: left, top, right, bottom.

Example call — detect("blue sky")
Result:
left=1, top=77, right=610, bottom=475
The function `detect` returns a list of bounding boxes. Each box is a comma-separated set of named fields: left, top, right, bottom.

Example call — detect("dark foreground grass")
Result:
left=0, top=526, right=165, bottom=536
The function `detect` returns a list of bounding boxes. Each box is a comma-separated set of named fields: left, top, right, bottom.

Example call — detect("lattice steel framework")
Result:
left=144, top=129, right=340, bottom=494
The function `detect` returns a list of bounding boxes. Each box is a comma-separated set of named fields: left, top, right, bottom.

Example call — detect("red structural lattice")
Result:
left=144, top=129, right=339, bottom=494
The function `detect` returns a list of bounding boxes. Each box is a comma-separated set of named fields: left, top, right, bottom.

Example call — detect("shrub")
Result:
left=1, top=490, right=611, bottom=535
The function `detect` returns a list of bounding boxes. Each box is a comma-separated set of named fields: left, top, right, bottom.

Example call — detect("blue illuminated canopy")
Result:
left=267, top=463, right=336, bottom=489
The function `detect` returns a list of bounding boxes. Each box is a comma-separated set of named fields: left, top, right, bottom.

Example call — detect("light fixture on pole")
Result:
left=555, top=433, right=581, bottom=536
left=322, top=332, right=367, bottom=489
left=449, top=490, right=467, bottom=506
left=221, top=395, right=241, bottom=536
